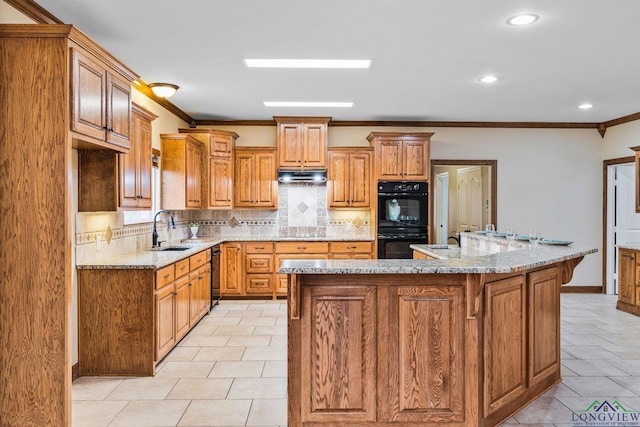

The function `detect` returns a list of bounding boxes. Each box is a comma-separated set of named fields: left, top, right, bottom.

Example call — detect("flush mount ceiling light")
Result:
left=507, top=14, right=539, bottom=26
left=264, top=101, right=354, bottom=108
left=148, top=83, right=179, bottom=98
left=579, top=103, right=593, bottom=110
left=245, top=59, right=372, bottom=69
left=479, top=75, right=498, bottom=83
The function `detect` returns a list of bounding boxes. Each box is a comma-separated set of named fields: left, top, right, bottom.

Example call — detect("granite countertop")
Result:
left=76, top=235, right=374, bottom=270
left=279, top=242, right=597, bottom=275
left=617, top=243, right=640, bottom=250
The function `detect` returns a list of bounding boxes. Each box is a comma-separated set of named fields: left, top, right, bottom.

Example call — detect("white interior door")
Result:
left=457, top=167, right=483, bottom=232
left=435, top=172, right=449, bottom=244
left=608, top=163, right=640, bottom=294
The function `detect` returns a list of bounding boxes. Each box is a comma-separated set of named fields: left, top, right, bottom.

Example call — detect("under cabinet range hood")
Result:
left=277, top=169, right=327, bottom=183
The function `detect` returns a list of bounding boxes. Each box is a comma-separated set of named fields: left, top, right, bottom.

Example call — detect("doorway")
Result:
left=430, top=160, right=497, bottom=245
left=605, top=159, right=640, bottom=294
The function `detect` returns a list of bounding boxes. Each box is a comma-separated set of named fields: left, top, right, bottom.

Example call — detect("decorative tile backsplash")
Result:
left=75, top=183, right=372, bottom=262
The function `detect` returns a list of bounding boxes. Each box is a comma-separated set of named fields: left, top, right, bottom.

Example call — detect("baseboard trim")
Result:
left=72, top=362, right=80, bottom=381
left=561, top=285, right=603, bottom=293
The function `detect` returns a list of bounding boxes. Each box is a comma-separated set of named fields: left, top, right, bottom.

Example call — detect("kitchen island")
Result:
left=280, top=235, right=596, bottom=427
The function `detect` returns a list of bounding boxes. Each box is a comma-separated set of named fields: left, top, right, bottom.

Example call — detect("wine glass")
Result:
left=529, top=229, right=541, bottom=246
left=506, top=227, right=517, bottom=242
left=485, top=224, right=495, bottom=237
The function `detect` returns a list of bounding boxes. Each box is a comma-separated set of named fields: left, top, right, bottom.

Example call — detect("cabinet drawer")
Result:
left=190, top=250, right=208, bottom=270
left=156, top=265, right=175, bottom=290
left=246, top=254, right=273, bottom=273
left=329, top=241, right=372, bottom=253
left=175, top=259, right=190, bottom=278
left=275, top=242, right=328, bottom=254
left=245, top=242, right=274, bottom=254
left=246, top=275, right=273, bottom=294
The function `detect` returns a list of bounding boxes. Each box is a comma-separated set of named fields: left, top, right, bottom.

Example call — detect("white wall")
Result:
left=602, top=120, right=640, bottom=160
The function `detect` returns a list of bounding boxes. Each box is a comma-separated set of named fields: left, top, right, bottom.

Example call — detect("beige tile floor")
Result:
left=72, top=294, right=640, bottom=427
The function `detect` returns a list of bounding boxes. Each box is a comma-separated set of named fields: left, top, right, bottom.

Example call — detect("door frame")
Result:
left=430, top=160, right=497, bottom=244
left=603, top=156, right=635, bottom=294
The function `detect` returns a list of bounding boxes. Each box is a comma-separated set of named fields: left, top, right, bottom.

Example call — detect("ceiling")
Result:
left=33, top=0, right=640, bottom=123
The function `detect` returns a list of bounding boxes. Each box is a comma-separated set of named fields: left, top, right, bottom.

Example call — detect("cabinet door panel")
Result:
left=387, top=286, right=464, bottom=423
left=484, top=275, right=527, bottom=416
left=302, top=123, right=326, bottom=167
left=300, top=285, right=377, bottom=423
left=234, top=152, right=254, bottom=206
left=174, top=275, right=191, bottom=341
left=255, top=152, right=276, bottom=207
left=155, top=284, right=175, bottom=361
left=209, top=156, right=233, bottom=208
left=221, top=244, right=244, bottom=295
left=136, top=117, right=153, bottom=207
left=528, top=267, right=560, bottom=387
left=619, top=249, right=636, bottom=305
left=378, top=140, right=403, bottom=180
left=278, top=123, right=302, bottom=167
left=349, top=152, right=371, bottom=207
left=106, top=72, right=131, bottom=149
left=185, top=141, right=202, bottom=208
left=403, top=140, right=427, bottom=180
left=328, top=152, right=349, bottom=207
left=71, top=49, right=106, bottom=141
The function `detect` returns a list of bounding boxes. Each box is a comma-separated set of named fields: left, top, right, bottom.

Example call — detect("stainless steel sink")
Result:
left=149, top=245, right=193, bottom=252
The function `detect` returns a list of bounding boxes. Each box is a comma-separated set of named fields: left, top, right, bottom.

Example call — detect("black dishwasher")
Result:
left=210, top=245, right=221, bottom=309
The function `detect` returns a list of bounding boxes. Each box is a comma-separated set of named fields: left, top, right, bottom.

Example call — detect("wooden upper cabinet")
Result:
left=327, top=148, right=372, bottom=208
left=367, top=132, right=433, bottom=181
left=71, top=48, right=133, bottom=152
left=275, top=117, right=330, bottom=169
left=179, top=129, right=239, bottom=209
left=235, top=148, right=277, bottom=208
left=119, top=104, right=157, bottom=209
left=161, top=134, right=205, bottom=210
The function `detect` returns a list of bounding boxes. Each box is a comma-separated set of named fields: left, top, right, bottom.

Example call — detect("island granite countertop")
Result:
left=76, top=235, right=374, bottom=270
left=279, top=240, right=597, bottom=275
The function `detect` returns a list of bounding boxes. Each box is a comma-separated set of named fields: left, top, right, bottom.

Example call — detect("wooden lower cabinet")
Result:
left=79, top=249, right=212, bottom=375
left=387, top=284, right=465, bottom=423
left=483, top=275, right=527, bottom=416
left=300, top=285, right=377, bottom=423
left=617, top=248, right=640, bottom=316
left=289, top=265, right=569, bottom=426
left=219, top=241, right=373, bottom=298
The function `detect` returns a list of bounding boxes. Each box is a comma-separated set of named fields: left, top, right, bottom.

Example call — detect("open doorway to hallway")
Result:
left=605, top=159, right=640, bottom=294
left=431, top=160, right=497, bottom=245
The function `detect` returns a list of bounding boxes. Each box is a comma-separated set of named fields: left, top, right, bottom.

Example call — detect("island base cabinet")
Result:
left=289, top=268, right=565, bottom=426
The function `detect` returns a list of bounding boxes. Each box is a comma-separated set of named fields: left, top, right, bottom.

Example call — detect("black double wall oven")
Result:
left=377, top=181, right=429, bottom=259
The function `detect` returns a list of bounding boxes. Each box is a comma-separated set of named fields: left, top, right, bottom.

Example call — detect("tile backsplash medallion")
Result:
left=76, top=183, right=372, bottom=263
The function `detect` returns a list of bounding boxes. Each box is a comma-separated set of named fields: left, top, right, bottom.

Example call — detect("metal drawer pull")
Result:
left=164, top=274, right=170, bottom=279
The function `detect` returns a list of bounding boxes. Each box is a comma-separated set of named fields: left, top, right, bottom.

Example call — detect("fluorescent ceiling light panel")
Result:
left=264, top=101, right=354, bottom=108
left=479, top=75, right=498, bottom=83
left=245, top=59, right=371, bottom=69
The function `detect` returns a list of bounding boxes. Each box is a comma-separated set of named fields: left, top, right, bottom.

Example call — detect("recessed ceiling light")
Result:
left=264, top=101, right=354, bottom=108
left=579, top=103, right=593, bottom=110
left=479, top=75, right=498, bottom=83
left=507, top=14, right=539, bottom=26
left=245, top=59, right=371, bottom=69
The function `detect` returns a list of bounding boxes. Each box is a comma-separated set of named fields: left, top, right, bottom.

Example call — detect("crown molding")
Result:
left=598, top=112, right=640, bottom=137
left=5, top=0, right=62, bottom=24
left=195, top=118, right=600, bottom=129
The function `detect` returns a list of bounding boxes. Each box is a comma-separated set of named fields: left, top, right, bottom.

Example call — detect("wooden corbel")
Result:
left=466, top=273, right=486, bottom=319
left=561, top=256, right=584, bottom=284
